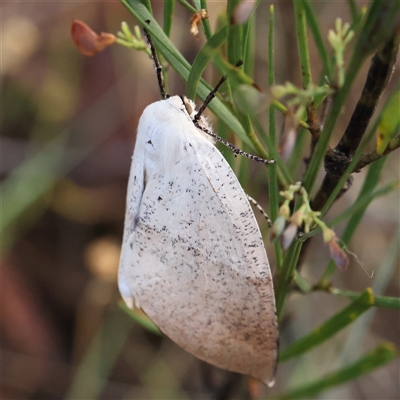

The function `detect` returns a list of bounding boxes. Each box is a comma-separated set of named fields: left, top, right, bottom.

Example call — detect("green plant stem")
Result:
left=347, top=0, right=358, bottom=22
left=199, top=0, right=212, bottom=40
left=177, top=0, right=197, bottom=13
left=271, top=101, right=310, bottom=129
left=302, top=0, right=333, bottom=80
left=273, top=343, right=398, bottom=400
left=226, top=0, right=243, bottom=65
left=279, top=289, right=374, bottom=362
left=185, top=26, right=227, bottom=100
left=329, top=289, right=400, bottom=310
left=293, top=2, right=312, bottom=88
left=163, top=1, right=174, bottom=37
left=328, top=181, right=397, bottom=227
left=275, top=240, right=302, bottom=318
left=242, top=14, right=255, bottom=76
left=267, top=4, right=283, bottom=269
left=250, top=116, right=291, bottom=186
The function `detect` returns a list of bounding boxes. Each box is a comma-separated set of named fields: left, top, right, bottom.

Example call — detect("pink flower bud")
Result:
left=290, top=205, right=306, bottom=227
left=71, top=20, right=116, bottom=56
left=322, top=226, right=336, bottom=243
left=329, top=238, right=349, bottom=270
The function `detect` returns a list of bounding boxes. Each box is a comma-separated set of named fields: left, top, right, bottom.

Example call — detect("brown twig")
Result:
left=304, top=102, right=328, bottom=167
left=311, top=32, right=399, bottom=211
left=306, top=102, right=321, bottom=145
left=354, top=135, right=400, bottom=171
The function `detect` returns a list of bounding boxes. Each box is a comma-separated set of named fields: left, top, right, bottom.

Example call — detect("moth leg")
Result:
left=247, top=194, right=272, bottom=227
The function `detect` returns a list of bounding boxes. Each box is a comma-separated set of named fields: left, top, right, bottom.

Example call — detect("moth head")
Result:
left=178, top=95, right=213, bottom=137
left=178, top=95, right=195, bottom=118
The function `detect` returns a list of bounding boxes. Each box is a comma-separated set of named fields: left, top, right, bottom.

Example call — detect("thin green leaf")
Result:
left=66, top=309, right=135, bottom=400
left=242, top=13, right=255, bottom=76
left=138, top=0, right=152, bottom=12
left=302, top=0, right=333, bottom=80
left=279, top=288, right=374, bottom=362
left=331, top=289, right=400, bottom=310
left=226, top=0, right=243, bottom=65
left=293, top=2, right=312, bottom=88
left=273, top=343, right=398, bottom=400
left=211, top=52, right=258, bottom=89
left=250, top=116, right=292, bottom=186
left=275, top=240, right=303, bottom=318
left=353, top=1, right=400, bottom=58
left=199, top=0, right=212, bottom=40
left=267, top=4, right=283, bottom=269
left=347, top=0, right=359, bottom=22
left=271, top=100, right=310, bottom=129
left=163, top=0, right=174, bottom=37
left=293, top=270, right=312, bottom=293
left=339, top=232, right=399, bottom=361
left=119, top=301, right=161, bottom=334
left=185, top=26, right=227, bottom=100
left=329, top=181, right=398, bottom=227
left=268, top=4, right=275, bottom=89
left=176, top=0, right=197, bottom=14
left=377, top=89, right=400, bottom=154
left=1, top=133, right=68, bottom=242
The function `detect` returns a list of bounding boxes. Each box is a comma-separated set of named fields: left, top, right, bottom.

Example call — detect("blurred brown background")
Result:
left=1, top=1, right=399, bottom=399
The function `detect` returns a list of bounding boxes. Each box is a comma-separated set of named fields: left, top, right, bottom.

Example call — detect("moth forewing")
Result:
left=119, top=95, right=279, bottom=386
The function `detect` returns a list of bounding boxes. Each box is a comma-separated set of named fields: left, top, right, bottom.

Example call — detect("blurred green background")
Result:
left=1, top=1, right=399, bottom=399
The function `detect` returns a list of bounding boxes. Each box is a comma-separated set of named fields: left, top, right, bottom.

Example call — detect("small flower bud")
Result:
left=279, top=202, right=291, bottom=219
left=329, top=238, right=349, bottom=271
left=290, top=204, right=306, bottom=227
left=322, top=226, right=336, bottom=243
left=71, top=20, right=116, bottom=56
left=270, top=215, right=286, bottom=242
left=281, top=222, right=298, bottom=250
left=190, top=9, right=208, bottom=39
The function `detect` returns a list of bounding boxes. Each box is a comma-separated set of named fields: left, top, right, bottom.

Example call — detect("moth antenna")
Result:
left=193, top=76, right=227, bottom=122
left=247, top=195, right=272, bottom=227
left=193, top=121, right=275, bottom=165
left=143, top=27, right=168, bottom=100
left=194, top=60, right=243, bottom=122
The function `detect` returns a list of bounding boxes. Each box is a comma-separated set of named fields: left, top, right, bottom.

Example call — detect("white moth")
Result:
left=119, top=95, right=279, bottom=386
